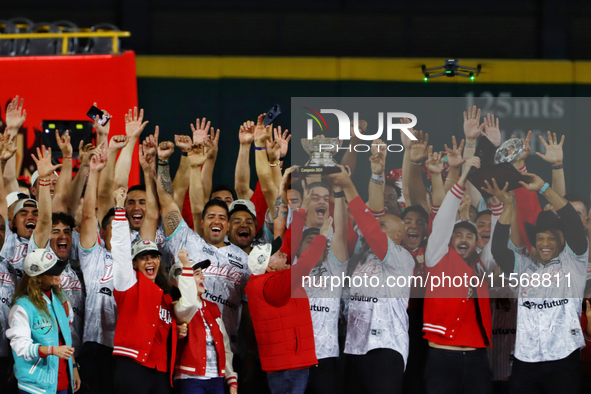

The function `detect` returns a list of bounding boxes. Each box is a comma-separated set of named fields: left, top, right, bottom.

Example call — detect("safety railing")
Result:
left=0, top=31, right=131, bottom=54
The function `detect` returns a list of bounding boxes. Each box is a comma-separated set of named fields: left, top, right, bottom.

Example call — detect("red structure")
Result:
left=0, top=51, right=139, bottom=184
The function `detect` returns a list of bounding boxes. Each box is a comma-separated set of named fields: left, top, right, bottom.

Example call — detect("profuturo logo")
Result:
left=304, top=108, right=418, bottom=152
left=522, top=299, right=568, bottom=310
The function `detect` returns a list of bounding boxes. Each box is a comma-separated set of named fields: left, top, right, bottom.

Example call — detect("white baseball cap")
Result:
left=11, top=198, right=37, bottom=218
left=6, top=191, right=22, bottom=208
left=247, top=237, right=283, bottom=276
left=30, top=170, right=59, bottom=187
left=229, top=199, right=257, bottom=219
left=25, top=249, right=66, bottom=277
left=132, top=239, right=162, bottom=260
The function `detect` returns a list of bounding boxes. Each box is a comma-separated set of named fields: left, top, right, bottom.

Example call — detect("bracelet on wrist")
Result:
left=48, top=346, right=53, bottom=355
left=181, top=151, right=188, bottom=157
left=62, top=156, right=72, bottom=160
left=269, top=162, right=279, bottom=167
left=158, top=159, right=169, bottom=165
left=371, top=173, right=385, bottom=185
left=538, top=182, right=550, bottom=195
left=253, top=146, right=266, bottom=151
left=410, top=160, right=424, bottom=166
left=334, top=190, right=345, bottom=198
left=551, top=163, right=564, bottom=170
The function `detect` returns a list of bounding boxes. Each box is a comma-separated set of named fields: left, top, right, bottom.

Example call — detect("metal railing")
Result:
left=0, top=31, right=131, bottom=54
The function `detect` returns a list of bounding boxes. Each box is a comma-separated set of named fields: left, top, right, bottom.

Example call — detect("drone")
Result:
left=421, top=59, right=481, bottom=80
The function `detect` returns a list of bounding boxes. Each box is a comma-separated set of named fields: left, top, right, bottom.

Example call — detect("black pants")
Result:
left=77, top=342, right=116, bottom=394
left=510, top=349, right=581, bottom=394
left=0, top=355, right=19, bottom=394
left=402, top=305, right=428, bottom=394
left=305, top=357, right=337, bottom=394
left=113, top=356, right=170, bottom=394
left=424, top=347, right=492, bottom=394
left=344, top=348, right=404, bottom=394
left=232, top=354, right=270, bottom=394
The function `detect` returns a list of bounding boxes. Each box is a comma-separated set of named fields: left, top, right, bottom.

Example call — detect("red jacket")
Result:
left=423, top=247, right=492, bottom=348
left=246, top=235, right=327, bottom=372
left=175, top=298, right=237, bottom=387
left=113, top=271, right=177, bottom=384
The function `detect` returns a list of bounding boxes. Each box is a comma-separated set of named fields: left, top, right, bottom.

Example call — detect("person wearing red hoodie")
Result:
left=245, top=217, right=332, bottom=394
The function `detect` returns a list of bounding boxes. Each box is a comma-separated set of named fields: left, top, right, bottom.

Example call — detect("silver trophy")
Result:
left=300, top=137, right=341, bottom=174
left=468, top=137, right=527, bottom=196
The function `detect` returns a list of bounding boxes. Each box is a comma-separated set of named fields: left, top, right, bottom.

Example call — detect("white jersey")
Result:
left=344, top=238, right=414, bottom=367
left=165, top=220, right=250, bottom=353
left=0, top=220, right=33, bottom=281
left=301, top=252, right=345, bottom=360
left=78, top=242, right=118, bottom=347
left=0, top=259, right=15, bottom=357
left=509, top=239, right=588, bottom=362
left=131, top=223, right=173, bottom=271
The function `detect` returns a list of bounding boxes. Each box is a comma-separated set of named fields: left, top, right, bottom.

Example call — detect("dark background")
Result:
left=3, top=0, right=591, bottom=59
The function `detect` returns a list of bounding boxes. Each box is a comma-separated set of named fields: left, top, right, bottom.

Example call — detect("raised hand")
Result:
left=89, top=143, right=107, bottom=172
left=444, top=136, right=466, bottom=169
left=93, top=102, right=111, bottom=137
left=139, top=144, right=156, bottom=175
left=400, top=117, right=416, bottom=149
left=0, top=132, right=17, bottom=162
left=424, top=146, right=444, bottom=175
left=206, top=127, right=220, bottom=159
left=113, top=187, right=127, bottom=207
left=518, top=172, right=546, bottom=192
left=512, top=130, right=532, bottom=162
left=254, top=114, right=272, bottom=146
left=482, top=113, right=501, bottom=146
left=125, top=107, right=149, bottom=138
left=327, top=165, right=353, bottom=189
left=56, top=130, right=73, bottom=157
left=187, top=142, right=209, bottom=168
left=280, top=166, right=299, bottom=192
left=536, top=131, right=564, bottom=165
left=319, top=216, right=334, bottom=238
left=178, top=249, right=191, bottom=267
left=463, top=105, right=484, bottom=142
left=370, top=138, right=386, bottom=175
left=239, top=121, right=255, bottom=145
left=459, top=194, right=472, bottom=219
left=5, top=96, right=27, bottom=130
left=190, top=117, right=211, bottom=144
left=481, top=178, right=512, bottom=206
left=266, top=140, right=281, bottom=164
left=273, top=126, right=291, bottom=158
left=464, top=156, right=481, bottom=170
left=109, top=135, right=129, bottom=151
left=158, top=141, right=175, bottom=161
left=32, top=146, right=61, bottom=177
left=409, top=130, right=429, bottom=163
left=78, top=141, right=95, bottom=167
left=174, top=135, right=192, bottom=153
left=350, top=119, right=368, bottom=140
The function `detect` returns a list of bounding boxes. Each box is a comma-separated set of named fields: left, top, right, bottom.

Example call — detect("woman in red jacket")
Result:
left=171, top=250, right=238, bottom=394
left=110, top=189, right=195, bottom=394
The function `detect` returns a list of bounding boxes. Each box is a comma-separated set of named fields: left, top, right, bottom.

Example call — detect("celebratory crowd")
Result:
left=0, top=96, right=589, bottom=394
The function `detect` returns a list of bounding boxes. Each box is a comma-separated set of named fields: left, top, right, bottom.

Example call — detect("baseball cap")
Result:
left=229, top=199, right=257, bottom=219
left=132, top=239, right=162, bottom=260
left=12, top=199, right=38, bottom=218
left=168, top=259, right=212, bottom=287
left=24, top=249, right=67, bottom=277
left=30, top=170, right=58, bottom=187
left=6, top=191, right=23, bottom=208
left=247, top=237, right=283, bottom=276
left=453, top=220, right=478, bottom=236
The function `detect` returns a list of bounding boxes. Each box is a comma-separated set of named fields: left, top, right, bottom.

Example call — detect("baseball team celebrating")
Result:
left=0, top=96, right=589, bottom=394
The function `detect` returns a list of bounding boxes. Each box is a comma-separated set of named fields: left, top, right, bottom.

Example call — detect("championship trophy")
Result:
left=299, top=137, right=342, bottom=175
left=467, top=136, right=527, bottom=197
